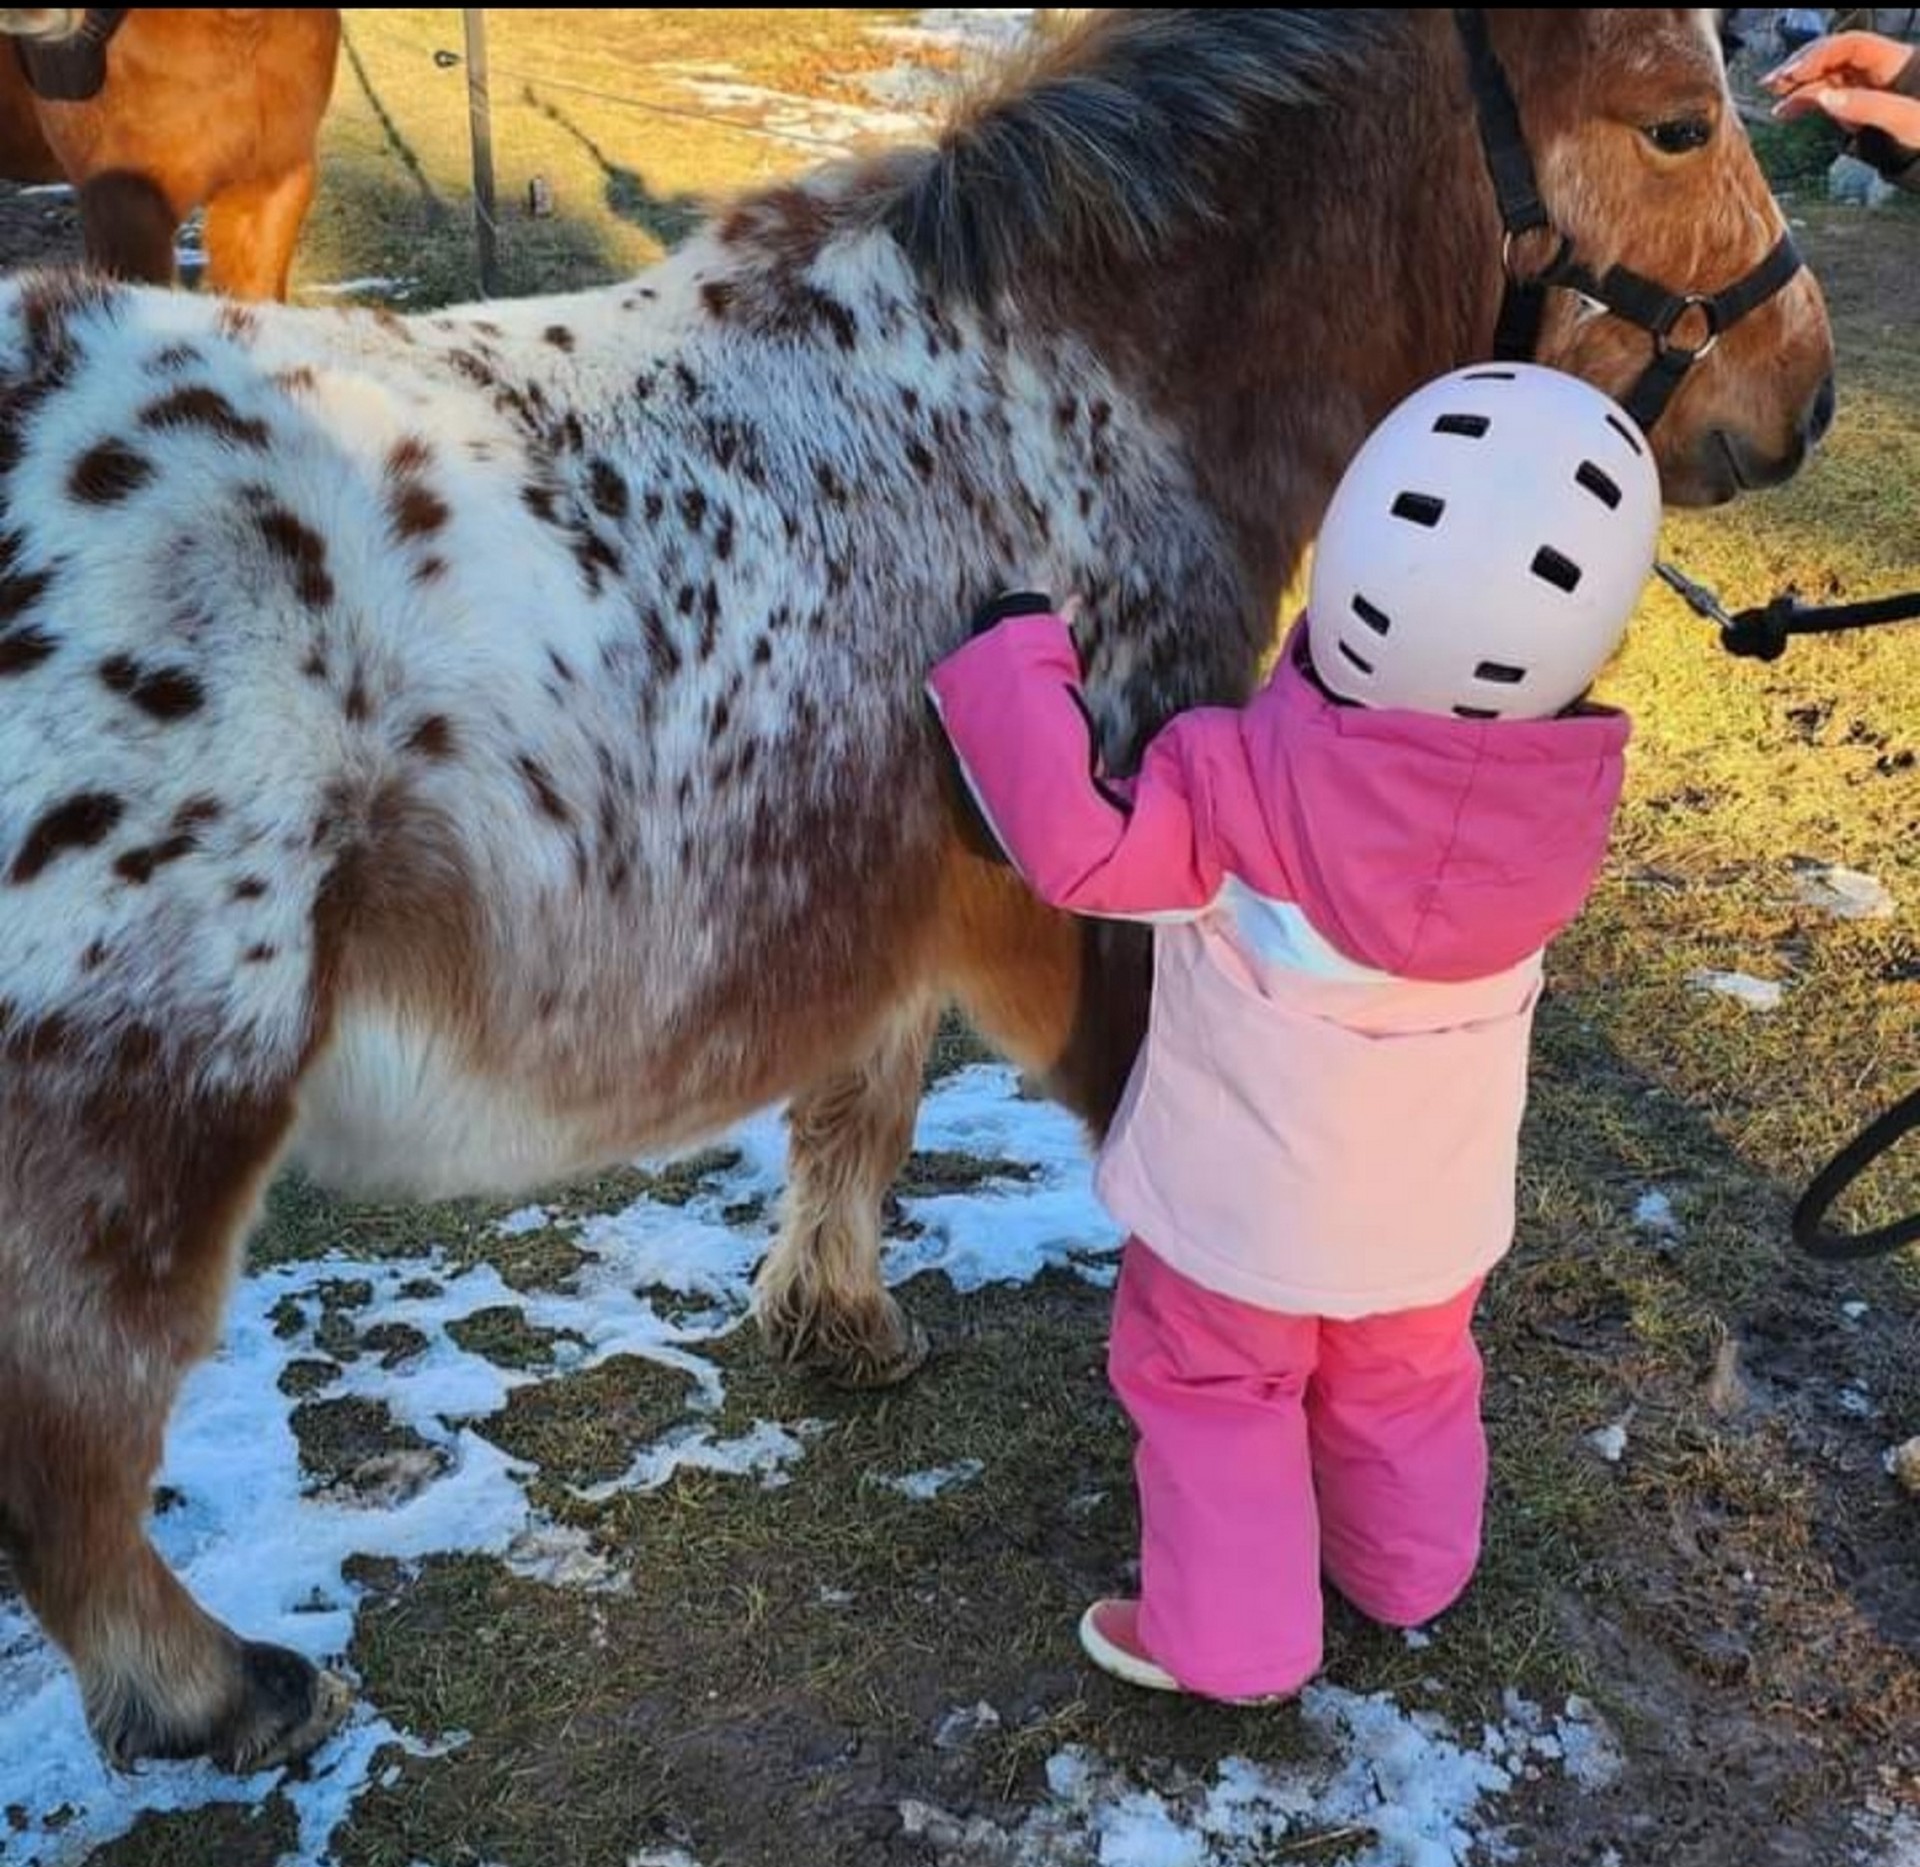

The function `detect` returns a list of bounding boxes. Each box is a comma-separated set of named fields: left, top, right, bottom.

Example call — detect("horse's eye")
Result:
left=1643, top=117, right=1714, bottom=156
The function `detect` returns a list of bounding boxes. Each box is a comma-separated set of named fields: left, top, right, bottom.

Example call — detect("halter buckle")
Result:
left=1500, top=226, right=1574, bottom=289
left=1652, top=293, right=1721, bottom=362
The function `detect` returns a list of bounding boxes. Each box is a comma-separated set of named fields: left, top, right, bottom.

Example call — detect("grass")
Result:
left=488, top=1356, right=700, bottom=1491
left=42, top=21, right=1920, bottom=1867
left=1743, top=111, right=1849, bottom=189
left=300, top=9, right=945, bottom=307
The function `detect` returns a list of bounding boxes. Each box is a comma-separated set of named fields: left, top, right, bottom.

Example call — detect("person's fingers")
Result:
left=1764, top=31, right=1911, bottom=93
left=1771, top=89, right=1829, bottom=122
left=1778, top=82, right=1920, bottom=140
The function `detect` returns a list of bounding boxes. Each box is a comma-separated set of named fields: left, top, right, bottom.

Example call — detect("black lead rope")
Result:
left=1656, top=563, right=1920, bottom=661
left=1794, top=1089, right=1920, bottom=1262
left=1657, top=562, right=1920, bottom=1260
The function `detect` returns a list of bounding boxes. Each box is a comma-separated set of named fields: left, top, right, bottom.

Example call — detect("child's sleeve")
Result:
left=925, top=609, right=1238, bottom=921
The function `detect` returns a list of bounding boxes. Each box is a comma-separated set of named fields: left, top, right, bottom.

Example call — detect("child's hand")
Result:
left=969, top=590, right=1056, bottom=637
left=970, top=589, right=1095, bottom=665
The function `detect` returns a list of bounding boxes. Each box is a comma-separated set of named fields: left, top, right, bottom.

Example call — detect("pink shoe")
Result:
left=1078, top=1599, right=1311, bottom=1704
left=1078, top=1598, right=1181, bottom=1692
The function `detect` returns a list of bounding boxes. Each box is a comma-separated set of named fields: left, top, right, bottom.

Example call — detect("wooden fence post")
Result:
left=462, top=8, right=501, bottom=297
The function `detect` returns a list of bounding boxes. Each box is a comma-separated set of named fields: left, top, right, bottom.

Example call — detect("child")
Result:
left=925, top=363, right=1660, bottom=1702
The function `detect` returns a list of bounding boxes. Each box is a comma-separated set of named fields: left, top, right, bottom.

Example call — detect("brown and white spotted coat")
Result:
left=0, top=9, right=1831, bottom=1775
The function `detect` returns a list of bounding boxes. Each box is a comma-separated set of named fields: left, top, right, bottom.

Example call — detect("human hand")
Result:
left=1766, top=30, right=1920, bottom=142
left=964, top=588, right=1095, bottom=663
left=1767, top=30, right=1913, bottom=97
left=968, top=589, right=1055, bottom=637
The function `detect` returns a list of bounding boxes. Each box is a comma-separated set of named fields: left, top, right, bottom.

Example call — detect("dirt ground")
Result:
left=0, top=183, right=83, bottom=274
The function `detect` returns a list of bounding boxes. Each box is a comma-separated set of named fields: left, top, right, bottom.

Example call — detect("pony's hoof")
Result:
left=757, top=1289, right=929, bottom=1389
left=212, top=1645, right=351, bottom=1773
left=823, top=1312, right=930, bottom=1390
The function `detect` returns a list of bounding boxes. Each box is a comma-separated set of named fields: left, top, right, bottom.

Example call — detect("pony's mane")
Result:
left=873, top=8, right=1410, bottom=304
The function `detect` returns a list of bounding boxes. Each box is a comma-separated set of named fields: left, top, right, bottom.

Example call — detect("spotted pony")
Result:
left=0, top=9, right=1832, bottom=1773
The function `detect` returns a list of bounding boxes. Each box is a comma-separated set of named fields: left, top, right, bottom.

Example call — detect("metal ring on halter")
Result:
left=1653, top=293, right=1722, bottom=361
left=1500, top=226, right=1574, bottom=288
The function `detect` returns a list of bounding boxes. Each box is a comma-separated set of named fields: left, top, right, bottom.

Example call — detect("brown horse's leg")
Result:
left=0, top=49, right=64, bottom=182
left=200, top=161, right=317, bottom=303
left=0, top=1069, right=349, bottom=1769
left=935, top=854, right=1151, bottom=1135
left=75, top=169, right=180, bottom=287
left=754, top=997, right=939, bottom=1388
left=1040, top=918, right=1152, bottom=1135
left=2, top=1386, right=350, bottom=1769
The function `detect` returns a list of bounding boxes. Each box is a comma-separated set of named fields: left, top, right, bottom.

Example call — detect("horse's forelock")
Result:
left=872, top=8, right=1408, bottom=305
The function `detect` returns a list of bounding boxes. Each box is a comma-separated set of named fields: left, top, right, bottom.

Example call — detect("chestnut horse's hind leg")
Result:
left=0, top=1066, right=349, bottom=1769
left=201, top=160, right=317, bottom=303
left=754, top=997, right=939, bottom=1388
left=75, top=169, right=180, bottom=287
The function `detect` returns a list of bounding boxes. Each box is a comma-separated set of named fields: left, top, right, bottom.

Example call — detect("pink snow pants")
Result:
left=1109, top=1239, right=1488, bottom=1700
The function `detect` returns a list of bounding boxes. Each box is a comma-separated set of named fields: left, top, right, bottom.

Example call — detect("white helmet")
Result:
left=1307, top=363, right=1661, bottom=720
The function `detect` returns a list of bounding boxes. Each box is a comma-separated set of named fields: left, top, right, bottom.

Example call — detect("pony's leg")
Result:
left=1040, top=917, right=1151, bottom=1132
left=0, top=52, right=64, bottom=182
left=935, top=856, right=1151, bottom=1134
left=0, top=1074, right=350, bottom=1770
left=754, top=997, right=938, bottom=1388
left=753, top=862, right=1148, bottom=1386
left=2, top=1380, right=351, bottom=1769
left=201, top=161, right=316, bottom=302
left=75, top=171, right=179, bottom=287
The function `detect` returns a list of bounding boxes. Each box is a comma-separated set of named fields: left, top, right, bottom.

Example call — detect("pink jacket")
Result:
left=927, top=613, right=1630, bottom=1318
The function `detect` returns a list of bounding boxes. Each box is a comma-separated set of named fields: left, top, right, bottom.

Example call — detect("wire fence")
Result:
left=334, top=6, right=1920, bottom=307
left=324, top=7, right=1010, bottom=303
left=361, top=12, right=883, bottom=156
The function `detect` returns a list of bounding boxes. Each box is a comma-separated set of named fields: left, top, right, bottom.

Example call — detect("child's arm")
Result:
left=926, top=601, right=1239, bottom=920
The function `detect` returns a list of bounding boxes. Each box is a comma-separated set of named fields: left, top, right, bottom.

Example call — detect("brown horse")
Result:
left=0, top=9, right=1830, bottom=1775
left=0, top=8, right=338, bottom=299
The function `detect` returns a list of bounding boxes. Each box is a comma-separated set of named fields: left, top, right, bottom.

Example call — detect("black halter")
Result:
left=1455, top=9, right=1805, bottom=433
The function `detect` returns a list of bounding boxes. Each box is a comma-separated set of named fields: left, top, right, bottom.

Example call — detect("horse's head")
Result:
left=1501, top=9, right=1835, bottom=506
left=872, top=8, right=1837, bottom=597
left=0, top=10, right=84, bottom=43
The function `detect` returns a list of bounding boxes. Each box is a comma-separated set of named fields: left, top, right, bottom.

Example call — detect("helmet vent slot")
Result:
left=1576, top=461, right=1622, bottom=509
left=1531, top=545, right=1583, bottom=593
left=1351, top=593, right=1392, bottom=635
left=1605, top=413, right=1645, bottom=456
left=1391, top=491, right=1445, bottom=528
